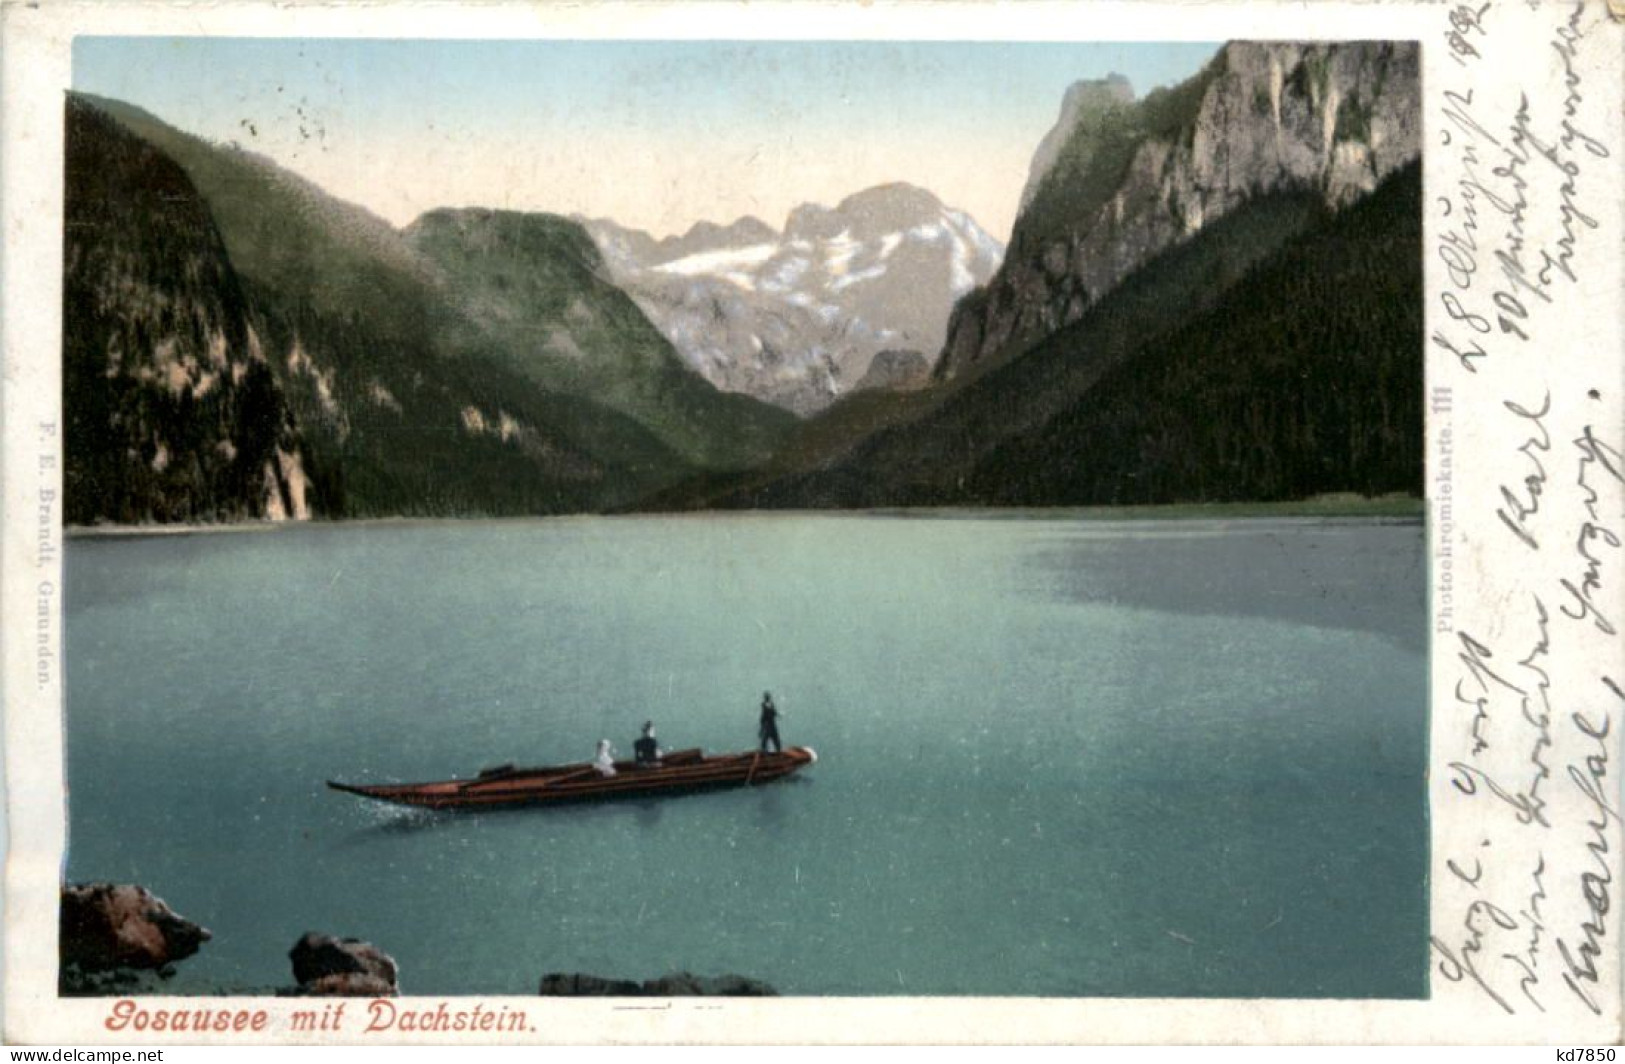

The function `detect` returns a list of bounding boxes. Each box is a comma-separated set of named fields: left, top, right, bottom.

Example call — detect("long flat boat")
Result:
left=327, top=746, right=817, bottom=810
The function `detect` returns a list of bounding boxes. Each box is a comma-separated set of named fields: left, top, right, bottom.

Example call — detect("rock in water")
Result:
left=59, top=883, right=211, bottom=973
left=537, top=972, right=645, bottom=996
left=539, top=970, right=777, bottom=996
left=288, top=932, right=399, bottom=996
left=647, top=972, right=778, bottom=996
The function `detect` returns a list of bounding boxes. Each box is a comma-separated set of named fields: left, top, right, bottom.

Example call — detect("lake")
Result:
left=63, top=513, right=1428, bottom=997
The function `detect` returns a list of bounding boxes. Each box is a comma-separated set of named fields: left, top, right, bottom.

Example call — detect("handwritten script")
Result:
left=1429, top=0, right=1622, bottom=1031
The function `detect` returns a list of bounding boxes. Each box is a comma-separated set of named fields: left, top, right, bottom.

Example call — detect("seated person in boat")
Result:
left=593, top=739, right=617, bottom=778
left=633, top=721, right=663, bottom=768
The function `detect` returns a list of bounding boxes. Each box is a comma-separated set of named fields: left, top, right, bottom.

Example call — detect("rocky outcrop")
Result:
left=287, top=932, right=400, bottom=997
left=1017, top=74, right=1136, bottom=212
left=852, top=349, right=932, bottom=394
left=538, top=971, right=778, bottom=996
left=583, top=183, right=1002, bottom=415
left=60, top=883, right=211, bottom=974
left=936, top=41, right=1419, bottom=381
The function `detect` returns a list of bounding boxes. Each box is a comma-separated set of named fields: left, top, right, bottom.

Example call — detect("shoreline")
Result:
left=64, top=496, right=1424, bottom=538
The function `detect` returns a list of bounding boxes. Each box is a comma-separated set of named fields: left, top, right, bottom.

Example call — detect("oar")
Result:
left=540, top=766, right=601, bottom=789
left=461, top=764, right=597, bottom=791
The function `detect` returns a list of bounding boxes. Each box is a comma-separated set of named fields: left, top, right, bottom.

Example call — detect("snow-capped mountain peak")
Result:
left=582, top=184, right=1003, bottom=415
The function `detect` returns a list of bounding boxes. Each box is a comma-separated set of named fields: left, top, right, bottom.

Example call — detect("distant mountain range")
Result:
left=64, top=39, right=1422, bottom=524
left=581, top=184, right=1002, bottom=415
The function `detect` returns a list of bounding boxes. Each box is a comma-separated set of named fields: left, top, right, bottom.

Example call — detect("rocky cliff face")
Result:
left=937, top=41, right=1419, bottom=380
left=583, top=183, right=1003, bottom=415
left=63, top=97, right=312, bottom=524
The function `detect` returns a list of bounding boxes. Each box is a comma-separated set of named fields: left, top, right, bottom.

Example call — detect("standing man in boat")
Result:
left=758, top=692, right=783, bottom=754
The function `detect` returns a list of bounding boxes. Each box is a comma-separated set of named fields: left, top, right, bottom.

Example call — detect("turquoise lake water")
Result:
left=63, top=514, right=1428, bottom=997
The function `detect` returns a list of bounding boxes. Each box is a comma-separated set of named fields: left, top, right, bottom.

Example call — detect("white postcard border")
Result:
left=3, top=0, right=1621, bottom=1045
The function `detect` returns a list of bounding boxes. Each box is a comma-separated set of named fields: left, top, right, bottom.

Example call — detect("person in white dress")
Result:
left=593, top=739, right=617, bottom=777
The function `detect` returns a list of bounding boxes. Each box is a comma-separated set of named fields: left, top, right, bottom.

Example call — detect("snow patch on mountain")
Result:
left=655, top=242, right=780, bottom=282
left=831, top=262, right=888, bottom=292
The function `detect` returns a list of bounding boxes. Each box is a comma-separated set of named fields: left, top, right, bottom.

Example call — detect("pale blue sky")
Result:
left=74, top=38, right=1219, bottom=241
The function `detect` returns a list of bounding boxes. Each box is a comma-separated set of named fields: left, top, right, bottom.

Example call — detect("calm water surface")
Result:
left=65, top=514, right=1427, bottom=997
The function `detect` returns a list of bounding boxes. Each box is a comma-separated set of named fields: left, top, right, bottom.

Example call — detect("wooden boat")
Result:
left=327, top=746, right=817, bottom=810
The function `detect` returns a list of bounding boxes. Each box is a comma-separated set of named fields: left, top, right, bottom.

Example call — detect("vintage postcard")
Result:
left=1, top=0, right=1620, bottom=1046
